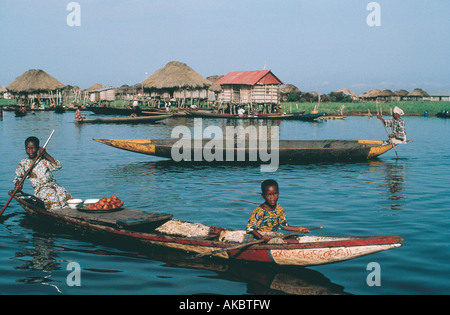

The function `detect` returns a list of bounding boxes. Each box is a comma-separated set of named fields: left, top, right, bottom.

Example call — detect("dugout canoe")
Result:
left=284, top=112, right=328, bottom=121
left=436, top=111, right=450, bottom=118
left=74, top=114, right=172, bottom=124
left=93, top=138, right=396, bottom=163
left=187, top=110, right=294, bottom=120
left=87, top=106, right=141, bottom=116
left=11, top=191, right=403, bottom=267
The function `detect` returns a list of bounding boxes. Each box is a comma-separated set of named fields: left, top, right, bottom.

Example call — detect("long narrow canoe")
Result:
left=87, top=106, right=139, bottom=116
left=75, top=114, right=172, bottom=124
left=93, top=138, right=395, bottom=162
left=187, top=110, right=294, bottom=120
left=284, top=112, right=328, bottom=121
left=11, top=191, right=403, bottom=267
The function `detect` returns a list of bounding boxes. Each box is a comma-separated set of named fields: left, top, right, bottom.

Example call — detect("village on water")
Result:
left=1, top=61, right=449, bottom=119
left=1, top=59, right=449, bottom=296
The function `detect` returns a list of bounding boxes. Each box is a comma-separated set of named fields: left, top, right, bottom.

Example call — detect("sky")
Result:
left=0, top=0, right=449, bottom=94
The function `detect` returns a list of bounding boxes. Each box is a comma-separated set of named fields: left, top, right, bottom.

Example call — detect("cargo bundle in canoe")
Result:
left=11, top=191, right=403, bottom=267
left=93, top=138, right=395, bottom=163
left=75, top=114, right=172, bottom=124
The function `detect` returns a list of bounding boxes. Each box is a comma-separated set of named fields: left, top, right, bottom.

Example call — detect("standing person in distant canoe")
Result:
left=378, top=106, right=407, bottom=144
left=246, top=179, right=310, bottom=242
left=13, top=136, right=73, bottom=211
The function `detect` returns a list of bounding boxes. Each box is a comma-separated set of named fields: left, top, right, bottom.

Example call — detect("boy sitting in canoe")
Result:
left=13, top=136, right=73, bottom=211
left=246, top=179, right=310, bottom=242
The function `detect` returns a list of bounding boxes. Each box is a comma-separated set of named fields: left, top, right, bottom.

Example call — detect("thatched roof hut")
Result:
left=86, top=83, right=104, bottom=92
left=394, top=90, right=409, bottom=97
left=406, top=88, right=430, bottom=101
left=6, top=69, right=65, bottom=94
left=141, top=61, right=211, bottom=90
left=408, top=88, right=429, bottom=97
left=140, top=61, right=211, bottom=106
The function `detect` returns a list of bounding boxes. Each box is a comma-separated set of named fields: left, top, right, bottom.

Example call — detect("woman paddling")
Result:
left=13, top=136, right=73, bottom=211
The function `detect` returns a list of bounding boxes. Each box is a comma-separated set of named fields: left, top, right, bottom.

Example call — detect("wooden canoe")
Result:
left=93, top=138, right=395, bottom=162
left=11, top=191, right=403, bottom=267
left=75, top=114, right=172, bottom=124
left=87, top=106, right=140, bottom=116
left=284, top=112, right=328, bottom=121
left=187, top=110, right=294, bottom=120
left=436, top=111, right=450, bottom=118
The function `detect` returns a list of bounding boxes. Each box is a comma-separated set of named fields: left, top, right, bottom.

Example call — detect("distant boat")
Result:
left=436, top=111, right=450, bottom=118
left=75, top=114, right=172, bottom=124
left=284, top=112, right=328, bottom=121
left=15, top=109, right=27, bottom=117
left=87, top=106, right=142, bottom=116
left=54, top=106, right=66, bottom=113
left=187, top=110, right=294, bottom=120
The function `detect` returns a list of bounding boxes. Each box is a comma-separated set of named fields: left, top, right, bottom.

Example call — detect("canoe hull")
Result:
left=11, top=191, right=403, bottom=267
left=187, top=111, right=294, bottom=120
left=93, top=138, right=394, bottom=163
left=75, top=114, right=171, bottom=124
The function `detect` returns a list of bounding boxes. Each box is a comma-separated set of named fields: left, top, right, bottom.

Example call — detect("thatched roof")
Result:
left=86, top=83, right=104, bottom=92
left=207, top=75, right=223, bottom=92
left=141, top=61, right=211, bottom=90
left=408, top=88, right=429, bottom=97
left=394, top=90, right=409, bottom=96
left=337, top=88, right=358, bottom=98
left=0, top=86, right=6, bottom=93
left=360, top=89, right=382, bottom=98
left=6, top=69, right=64, bottom=93
left=378, top=89, right=395, bottom=96
left=281, top=84, right=301, bottom=94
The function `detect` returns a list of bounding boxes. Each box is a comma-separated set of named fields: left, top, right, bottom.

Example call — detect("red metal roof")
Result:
left=214, top=70, right=284, bottom=86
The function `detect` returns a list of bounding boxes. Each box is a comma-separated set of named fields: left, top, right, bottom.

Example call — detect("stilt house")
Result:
left=214, top=70, right=284, bottom=108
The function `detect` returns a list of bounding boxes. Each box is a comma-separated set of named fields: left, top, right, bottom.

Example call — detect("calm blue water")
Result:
left=0, top=110, right=449, bottom=295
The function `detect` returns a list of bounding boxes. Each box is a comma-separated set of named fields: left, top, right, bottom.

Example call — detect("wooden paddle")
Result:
left=0, top=130, right=55, bottom=217
left=192, top=226, right=323, bottom=259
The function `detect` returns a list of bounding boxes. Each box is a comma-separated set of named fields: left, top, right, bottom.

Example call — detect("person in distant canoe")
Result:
left=378, top=106, right=407, bottom=144
left=74, top=107, right=86, bottom=120
left=13, top=136, right=73, bottom=211
left=246, top=179, right=310, bottom=242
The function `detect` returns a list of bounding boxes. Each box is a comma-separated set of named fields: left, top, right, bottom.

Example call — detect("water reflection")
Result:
left=17, top=215, right=348, bottom=295
left=369, top=160, right=406, bottom=210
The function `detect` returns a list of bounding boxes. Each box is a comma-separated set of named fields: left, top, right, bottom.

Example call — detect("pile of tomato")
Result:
left=85, top=196, right=124, bottom=211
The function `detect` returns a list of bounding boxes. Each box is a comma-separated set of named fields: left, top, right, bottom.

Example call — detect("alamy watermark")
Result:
left=171, top=118, right=280, bottom=172
left=66, top=262, right=81, bottom=286
left=366, top=2, right=381, bottom=27
left=366, top=262, right=381, bottom=286
left=66, top=2, right=81, bottom=27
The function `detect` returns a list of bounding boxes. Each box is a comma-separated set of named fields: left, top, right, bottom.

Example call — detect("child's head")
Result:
left=261, top=179, right=279, bottom=207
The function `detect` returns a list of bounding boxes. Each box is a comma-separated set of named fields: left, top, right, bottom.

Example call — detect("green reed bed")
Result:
left=281, top=101, right=450, bottom=116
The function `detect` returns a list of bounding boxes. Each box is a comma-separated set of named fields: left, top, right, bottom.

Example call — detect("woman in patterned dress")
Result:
left=13, top=136, right=73, bottom=211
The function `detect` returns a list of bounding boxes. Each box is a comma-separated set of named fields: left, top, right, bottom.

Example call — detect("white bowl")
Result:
left=67, top=199, right=83, bottom=209
left=84, top=199, right=100, bottom=205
